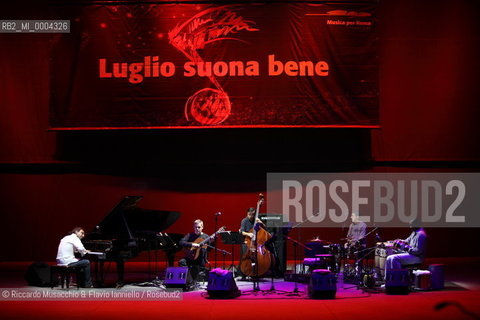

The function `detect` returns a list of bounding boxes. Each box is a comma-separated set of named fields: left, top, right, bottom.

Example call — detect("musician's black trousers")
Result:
left=68, top=259, right=92, bottom=287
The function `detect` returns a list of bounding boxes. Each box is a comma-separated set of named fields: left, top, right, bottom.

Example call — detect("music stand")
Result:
left=220, top=231, right=244, bottom=274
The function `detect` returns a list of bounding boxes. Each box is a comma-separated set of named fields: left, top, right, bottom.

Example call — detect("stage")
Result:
left=1, top=258, right=479, bottom=320
left=2, top=1, right=480, bottom=319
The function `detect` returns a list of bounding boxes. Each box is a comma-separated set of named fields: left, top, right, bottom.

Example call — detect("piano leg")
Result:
left=166, top=251, right=176, bottom=267
left=116, top=259, right=125, bottom=288
left=98, top=260, right=105, bottom=286
left=90, top=259, right=106, bottom=288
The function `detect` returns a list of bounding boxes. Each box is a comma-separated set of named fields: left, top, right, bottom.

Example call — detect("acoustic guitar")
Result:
left=185, top=226, right=226, bottom=261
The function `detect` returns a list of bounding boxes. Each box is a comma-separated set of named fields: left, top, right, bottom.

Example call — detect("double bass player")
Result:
left=238, top=195, right=273, bottom=285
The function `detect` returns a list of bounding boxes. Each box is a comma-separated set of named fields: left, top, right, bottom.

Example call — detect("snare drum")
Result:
left=326, top=244, right=341, bottom=255
left=305, top=240, right=327, bottom=258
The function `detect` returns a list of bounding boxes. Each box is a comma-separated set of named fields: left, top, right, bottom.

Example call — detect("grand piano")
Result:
left=82, top=196, right=183, bottom=287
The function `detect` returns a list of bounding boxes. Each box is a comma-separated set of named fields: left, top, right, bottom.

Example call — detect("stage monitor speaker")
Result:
left=385, top=269, right=410, bottom=295
left=308, top=269, right=336, bottom=299
left=164, top=267, right=193, bottom=291
left=25, top=262, right=52, bottom=287
left=428, top=264, right=444, bottom=290
left=206, top=269, right=241, bottom=299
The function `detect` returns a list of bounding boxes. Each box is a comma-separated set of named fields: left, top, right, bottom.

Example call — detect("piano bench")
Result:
left=50, top=265, right=81, bottom=290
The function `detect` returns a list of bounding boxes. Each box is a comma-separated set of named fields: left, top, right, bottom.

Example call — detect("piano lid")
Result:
left=91, top=196, right=181, bottom=239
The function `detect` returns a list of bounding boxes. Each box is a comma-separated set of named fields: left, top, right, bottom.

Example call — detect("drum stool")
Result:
left=303, top=254, right=333, bottom=273
left=412, top=270, right=431, bottom=290
left=303, top=257, right=321, bottom=273
left=403, top=263, right=423, bottom=290
left=50, top=265, right=81, bottom=290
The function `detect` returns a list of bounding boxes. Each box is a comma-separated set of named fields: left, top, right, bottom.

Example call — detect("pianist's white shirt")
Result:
left=56, top=233, right=87, bottom=265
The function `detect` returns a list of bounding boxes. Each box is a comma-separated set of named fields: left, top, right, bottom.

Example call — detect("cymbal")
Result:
left=307, top=238, right=331, bottom=244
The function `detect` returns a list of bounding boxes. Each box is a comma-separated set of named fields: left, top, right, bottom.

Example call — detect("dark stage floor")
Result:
left=1, top=257, right=480, bottom=320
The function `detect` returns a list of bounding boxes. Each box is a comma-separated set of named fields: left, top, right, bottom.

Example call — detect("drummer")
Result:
left=345, top=212, right=367, bottom=250
left=344, top=212, right=367, bottom=277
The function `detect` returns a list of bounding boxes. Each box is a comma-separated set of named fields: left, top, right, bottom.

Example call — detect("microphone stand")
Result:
left=205, top=244, right=231, bottom=257
left=253, top=225, right=260, bottom=292
left=343, top=227, right=379, bottom=290
left=262, top=231, right=288, bottom=295
left=214, top=213, right=219, bottom=268
left=284, top=235, right=310, bottom=296
left=279, top=217, right=311, bottom=296
left=205, top=244, right=231, bottom=273
left=343, top=246, right=377, bottom=291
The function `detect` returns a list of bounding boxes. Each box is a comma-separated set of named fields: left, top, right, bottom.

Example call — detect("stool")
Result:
left=403, top=263, right=422, bottom=271
left=303, top=254, right=333, bottom=273
left=50, top=265, right=80, bottom=289
left=403, top=263, right=423, bottom=289
left=315, top=254, right=334, bottom=270
left=412, top=270, right=431, bottom=290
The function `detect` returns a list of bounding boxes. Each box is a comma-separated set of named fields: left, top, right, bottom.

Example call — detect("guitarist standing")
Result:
left=179, top=219, right=215, bottom=281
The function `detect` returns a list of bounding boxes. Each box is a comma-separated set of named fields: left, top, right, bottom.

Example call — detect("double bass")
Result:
left=239, top=194, right=273, bottom=277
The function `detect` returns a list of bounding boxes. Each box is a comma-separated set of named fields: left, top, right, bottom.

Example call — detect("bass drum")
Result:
left=304, top=239, right=328, bottom=258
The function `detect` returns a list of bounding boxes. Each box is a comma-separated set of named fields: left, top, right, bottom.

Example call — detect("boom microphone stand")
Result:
left=285, top=236, right=310, bottom=296
left=252, top=224, right=261, bottom=292
left=213, top=212, right=222, bottom=268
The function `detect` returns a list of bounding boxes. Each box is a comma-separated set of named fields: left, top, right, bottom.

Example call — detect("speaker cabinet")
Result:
left=206, top=270, right=240, bottom=299
left=25, top=262, right=52, bottom=287
left=164, top=267, right=193, bottom=291
left=308, top=269, right=336, bottom=299
left=428, top=264, right=444, bottom=290
left=385, top=269, right=410, bottom=295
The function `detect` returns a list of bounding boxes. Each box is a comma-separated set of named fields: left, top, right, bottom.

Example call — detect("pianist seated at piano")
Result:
left=385, top=218, right=427, bottom=275
left=179, top=219, right=215, bottom=282
left=56, top=227, right=93, bottom=288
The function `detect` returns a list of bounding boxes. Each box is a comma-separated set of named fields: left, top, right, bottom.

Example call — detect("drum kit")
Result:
left=303, top=235, right=400, bottom=288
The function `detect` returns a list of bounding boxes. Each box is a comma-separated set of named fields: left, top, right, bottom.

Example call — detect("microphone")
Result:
left=215, top=212, right=222, bottom=216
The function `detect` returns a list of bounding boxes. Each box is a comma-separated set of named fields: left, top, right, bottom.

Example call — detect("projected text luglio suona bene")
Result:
left=98, top=54, right=329, bottom=84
